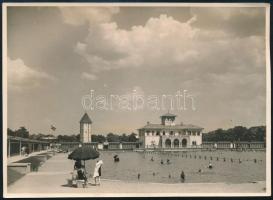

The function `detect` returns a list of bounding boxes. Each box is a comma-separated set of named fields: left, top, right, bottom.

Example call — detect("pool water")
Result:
left=85, top=151, right=266, bottom=184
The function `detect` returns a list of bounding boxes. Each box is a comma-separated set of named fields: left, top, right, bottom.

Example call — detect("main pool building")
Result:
left=138, top=113, right=203, bottom=149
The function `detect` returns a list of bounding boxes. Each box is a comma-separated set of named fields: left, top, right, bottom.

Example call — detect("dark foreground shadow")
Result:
left=61, top=183, right=98, bottom=188
left=61, top=184, right=75, bottom=188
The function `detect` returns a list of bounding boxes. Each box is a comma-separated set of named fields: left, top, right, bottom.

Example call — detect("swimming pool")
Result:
left=85, top=150, right=266, bottom=184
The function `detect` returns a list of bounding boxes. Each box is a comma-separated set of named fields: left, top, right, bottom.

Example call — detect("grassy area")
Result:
left=8, top=153, right=53, bottom=186
left=7, top=168, right=25, bottom=186
left=15, top=156, right=44, bottom=171
left=37, top=153, right=53, bottom=159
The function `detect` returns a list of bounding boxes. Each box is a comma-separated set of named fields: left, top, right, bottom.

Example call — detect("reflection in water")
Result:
left=85, top=151, right=265, bottom=184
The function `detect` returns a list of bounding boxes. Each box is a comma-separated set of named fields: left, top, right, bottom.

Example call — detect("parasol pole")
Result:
left=84, top=160, right=86, bottom=174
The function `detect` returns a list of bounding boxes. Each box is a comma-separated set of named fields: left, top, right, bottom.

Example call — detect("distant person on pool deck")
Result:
left=25, top=147, right=30, bottom=156
left=151, top=157, right=154, bottom=161
left=138, top=173, right=140, bottom=180
left=93, top=160, right=103, bottom=185
left=167, top=159, right=171, bottom=164
left=21, top=146, right=26, bottom=156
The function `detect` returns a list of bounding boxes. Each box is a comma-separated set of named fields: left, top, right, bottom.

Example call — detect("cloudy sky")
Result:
left=6, top=5, right=267, bottom=135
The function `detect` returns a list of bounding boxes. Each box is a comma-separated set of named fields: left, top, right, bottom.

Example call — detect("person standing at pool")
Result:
left=137, top=173, right=140, bottom=180
left=180, top=171, right=185, bottom=182
left=93, top=160, right=103, bottom=185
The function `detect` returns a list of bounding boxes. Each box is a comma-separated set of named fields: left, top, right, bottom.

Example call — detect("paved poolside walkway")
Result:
left=6, top=153, right=268, bottom=197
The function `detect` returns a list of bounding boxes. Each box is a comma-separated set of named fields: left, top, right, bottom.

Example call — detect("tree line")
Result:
left=7, top=127, right=138, bottom=143
left=202, top=126, right=266, bottom=142
left=8, top=125, right=265, bottom=143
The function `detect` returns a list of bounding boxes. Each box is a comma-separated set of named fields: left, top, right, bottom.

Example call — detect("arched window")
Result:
left=182, top=139, right=187, bottom=147
left=173, top=139, right=179, bottom=148
left=163, top=131, right=165, bottom=136
left=156, top=131, right=160, bottom=136
left=165, top=139, right=171, bottom=148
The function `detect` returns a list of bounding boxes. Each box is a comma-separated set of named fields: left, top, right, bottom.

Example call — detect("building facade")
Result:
left=138, top=113, right=203, bottom=148
left=80, top=113, right=92, bottom=143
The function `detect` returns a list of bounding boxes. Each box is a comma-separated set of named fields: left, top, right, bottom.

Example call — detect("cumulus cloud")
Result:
left=77, top=13, right=265, bottom=80
left=77, top=10, right=266, bottom=128
left=8, top=57, right=55, bottom=91
left=190, top=7, right=265, bottom=36
left=77, top=15, right=200, bottom=74
left=81, top=72, right=98, bottom=81
left=59, top=6, right=120, bottom=25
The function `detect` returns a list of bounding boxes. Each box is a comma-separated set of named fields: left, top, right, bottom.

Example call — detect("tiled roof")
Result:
left=138, top=123, right=203, bottom=130
left=80, top=113, right=92, bottom=123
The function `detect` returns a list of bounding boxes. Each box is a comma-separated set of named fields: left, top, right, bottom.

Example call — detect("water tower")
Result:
left=80, top=113, right=92, bottom=143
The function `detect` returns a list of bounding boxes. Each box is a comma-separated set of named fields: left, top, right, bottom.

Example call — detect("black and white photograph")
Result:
left=2, top=3, right=271, bottom=197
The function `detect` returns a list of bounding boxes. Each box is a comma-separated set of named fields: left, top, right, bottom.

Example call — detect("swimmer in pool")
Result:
left=180, top=171, right=185, bottom=182
left=161, top=159, right=164, bottom=164
left=208, top=161, right=213, bottom=169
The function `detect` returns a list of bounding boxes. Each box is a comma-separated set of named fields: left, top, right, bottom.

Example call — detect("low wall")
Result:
left=8, top=163, right=31, bottom=174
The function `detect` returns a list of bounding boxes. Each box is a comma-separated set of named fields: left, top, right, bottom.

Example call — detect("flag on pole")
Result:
left=51, top=125, right=56, bottom=131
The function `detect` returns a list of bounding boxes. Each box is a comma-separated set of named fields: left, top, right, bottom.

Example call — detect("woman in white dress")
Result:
left=93, top=160, right=103, bottom=185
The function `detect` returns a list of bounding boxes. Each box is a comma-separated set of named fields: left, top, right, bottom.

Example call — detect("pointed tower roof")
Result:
left=80, top=113, right=92, bottom=123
